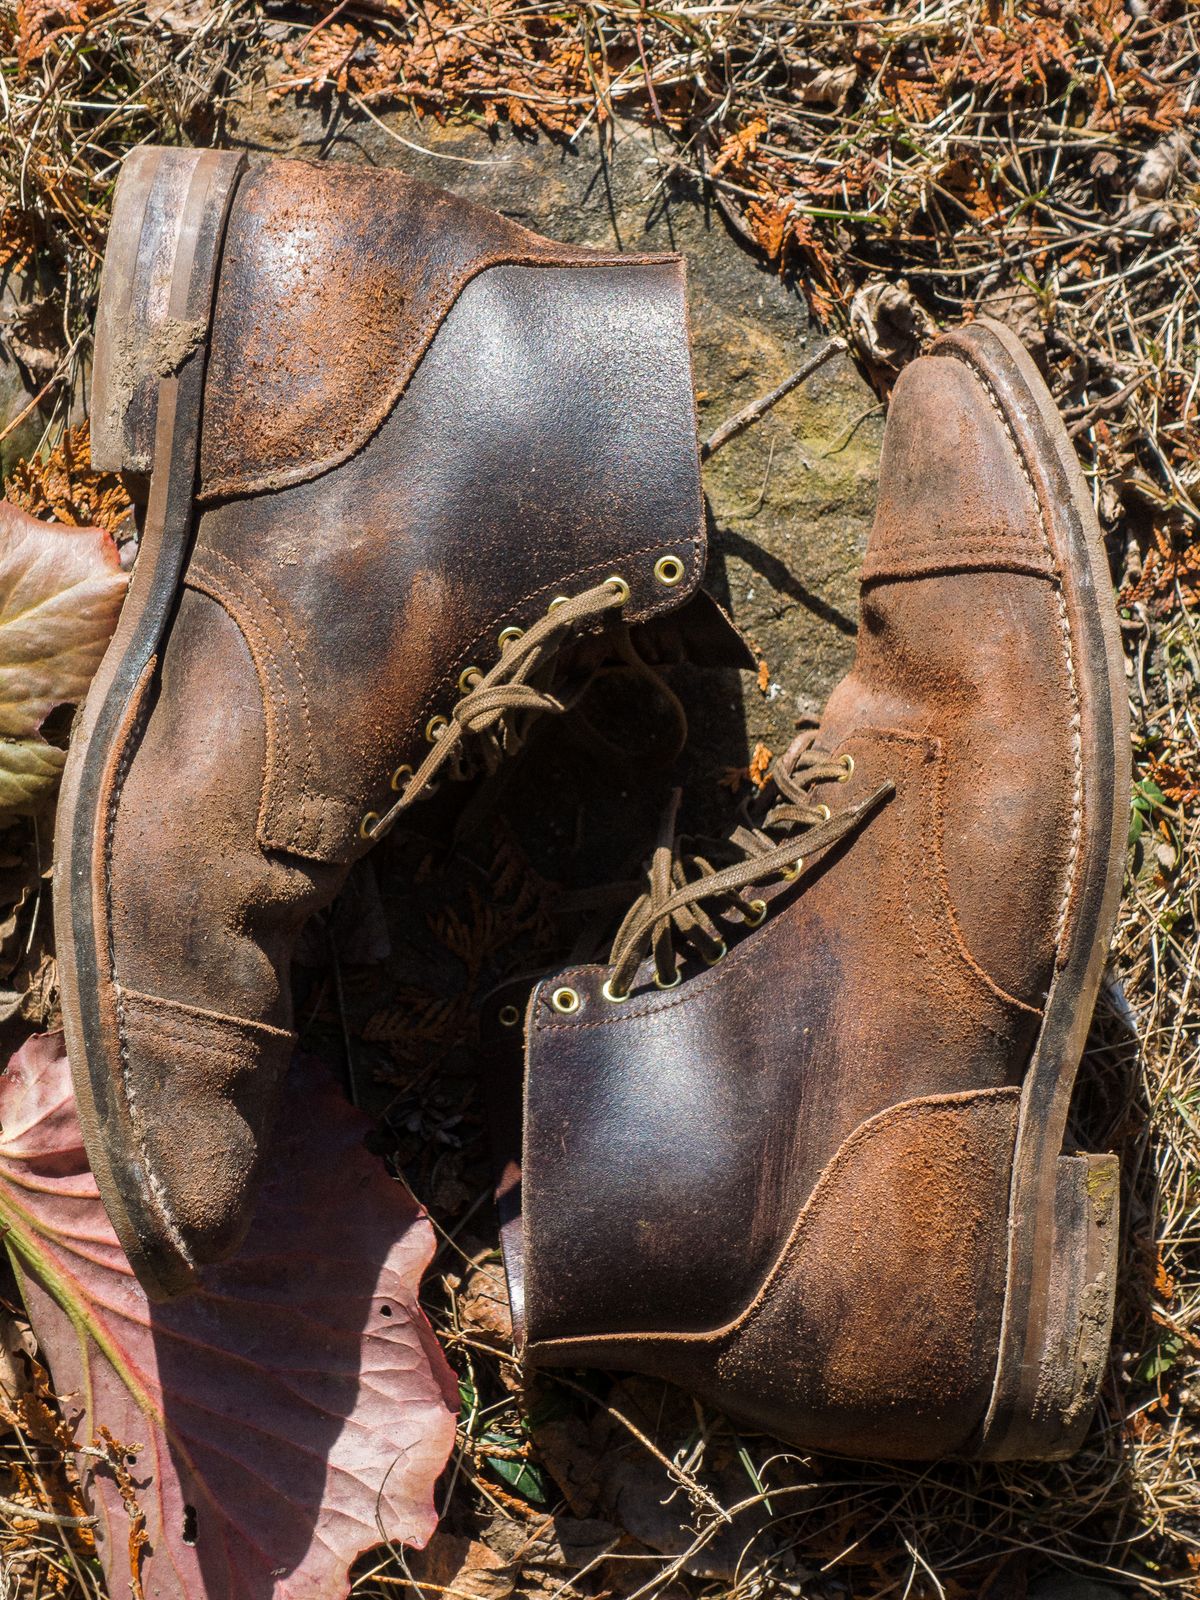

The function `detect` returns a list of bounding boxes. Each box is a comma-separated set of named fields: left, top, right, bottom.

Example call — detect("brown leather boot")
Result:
left=485, top=319, right=1130, bottom=1461
left=54, top=147, right=708, bottom=1299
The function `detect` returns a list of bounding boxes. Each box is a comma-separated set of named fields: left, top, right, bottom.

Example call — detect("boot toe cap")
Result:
left=862, top=341, right=1057, bottom=585
left=112, top=986, right=295, bottom=1284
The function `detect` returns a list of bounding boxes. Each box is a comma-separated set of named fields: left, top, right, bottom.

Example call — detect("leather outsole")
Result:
left=54, top=148, right=246, bottom=1299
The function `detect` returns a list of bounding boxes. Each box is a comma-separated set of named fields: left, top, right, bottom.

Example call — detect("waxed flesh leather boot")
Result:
left=55, top=147, right=709, bottom=1299
left=485, top=318, right=1130, bottom=1461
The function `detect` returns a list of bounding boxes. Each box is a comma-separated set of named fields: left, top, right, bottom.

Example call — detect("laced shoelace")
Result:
left=603, top=737, right=894, bottom=998
left=361, top=577, right=630, bottom=842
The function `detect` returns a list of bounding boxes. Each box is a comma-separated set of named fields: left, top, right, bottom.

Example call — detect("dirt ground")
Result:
left=1, top=3, right=1199, bottom=1597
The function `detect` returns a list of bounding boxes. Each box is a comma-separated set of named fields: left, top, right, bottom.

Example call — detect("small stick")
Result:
left=0, top=1493, right=97, bottom=1529
left=1066, top=373, right=1148, bottom=438
left=0, top=327, right=86, bottom=446
left=701, top=338, right=847, bottom=461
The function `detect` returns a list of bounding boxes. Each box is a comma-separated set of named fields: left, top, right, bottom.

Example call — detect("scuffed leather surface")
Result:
left=105, top=586, right=337, bottom=1260
left=192, top=260, right=705, bottom=862
left=533, top=1088, right=1019, bottom=1460
left=115, top=987, right=293, bottom=1262
left=514, top=336, right=1086, bottom=1449
left=521, top=727, right=1042, bottom=1339
left=200, top=158, right=640, bottom=499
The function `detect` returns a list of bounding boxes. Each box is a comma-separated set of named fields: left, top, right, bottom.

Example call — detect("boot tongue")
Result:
left=631, top=587, right=758, bottom=672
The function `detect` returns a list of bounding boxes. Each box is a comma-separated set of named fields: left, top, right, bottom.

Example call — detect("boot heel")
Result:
left=981, top=1151, right=1118, bottom=1459
left=91, top=147, right=245, bottom=476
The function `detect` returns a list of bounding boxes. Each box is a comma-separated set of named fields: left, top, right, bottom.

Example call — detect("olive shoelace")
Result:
left=604, top=739, right=894, bottom=998
left=362, top=578, right=630, bottom=841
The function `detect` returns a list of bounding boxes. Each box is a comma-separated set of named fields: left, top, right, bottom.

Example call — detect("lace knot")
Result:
left=605, top=743, right=893, bottom=997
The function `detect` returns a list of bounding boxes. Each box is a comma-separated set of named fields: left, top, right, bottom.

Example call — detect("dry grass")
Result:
left=1, top=1, right=1199, bottom=1596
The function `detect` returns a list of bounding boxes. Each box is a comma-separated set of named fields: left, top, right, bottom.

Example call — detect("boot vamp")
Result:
left=106, top=585, right=342, bottom=1262
left=819, top=347, right=1079, bottom=1002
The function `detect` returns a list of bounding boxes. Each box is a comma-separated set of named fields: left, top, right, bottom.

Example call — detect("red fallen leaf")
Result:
left=0, top=1033, right=458, bottom=1598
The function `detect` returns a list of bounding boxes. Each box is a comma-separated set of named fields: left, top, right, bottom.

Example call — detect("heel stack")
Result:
left=91, top=146, right=245, bottom=476
left=981, top=1151, right=1118, bottom=1460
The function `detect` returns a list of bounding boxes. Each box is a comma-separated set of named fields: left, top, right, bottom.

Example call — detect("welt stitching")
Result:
left=533, top=1087, right=1022, bottom=1352
left=730, top=1090, right=1021, bottom=1343
left=195, top=547, right=316, bottom=850
left=102, top=667, right=194, bottom=1263
left=891, top=736, right=1026, bottom=1045
left=197, top=547, right=314, bottom=809
left=924, top=739, right=1042, bottom=1025
left=875, top=735, right=1021, bottom=1044
left=941, top=343, right=1084, bottom=949
left=119, top=1019, right=293, bottom=1053
left=869, top=533, right=1055, bottom=558
left=864, top=542, right=1054, bottom=565
left=122, top=992, right=295, bottom=1043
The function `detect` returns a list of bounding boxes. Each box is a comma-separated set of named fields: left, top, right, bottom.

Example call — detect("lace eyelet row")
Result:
left=356, top=568, right=661, bottom=843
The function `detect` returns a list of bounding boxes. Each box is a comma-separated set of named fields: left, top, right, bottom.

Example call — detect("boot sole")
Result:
left=936, top=319, right=1130, bottom=1459
left=53, top=148, right=246, bottom=1299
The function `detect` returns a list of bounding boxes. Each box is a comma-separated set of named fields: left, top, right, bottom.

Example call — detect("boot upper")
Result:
left=513, top=328, right=1091, bottom=1410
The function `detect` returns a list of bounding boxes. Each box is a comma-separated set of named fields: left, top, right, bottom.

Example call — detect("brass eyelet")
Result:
left=548, top=595, right=570, bottom=612
left=498, top=625, right=524, bottom=651
left=359, top=811, right=379, bottom=840
left=390, top=764, right=413, bottom=792
left=702, top=939, right=728, bottom=966
left=550, top=986, right=581, bottom=1014
left=498, top=1003, right=521, bottom=1028
left=745, top=898, right=768, bottom=927
left=605, top=574, right=631, bottom=606
left=781, top=860, right=803, bottom=882
left=654, top=968, right=681, bottom=990
left=815, top=803, right=831, bottom=821
left=425, top=714, right=449, bottom=743
left=654, top=554, right=686, bottom=587
left=601, top=978, right=630, bottom=1004
left=458, top=665, right=482, bottom=694
left=838, top=754, right=855, bottom=782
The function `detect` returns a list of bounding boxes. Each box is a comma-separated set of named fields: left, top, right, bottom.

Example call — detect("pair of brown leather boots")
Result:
left=54, top=147, right=1129, bottom=1463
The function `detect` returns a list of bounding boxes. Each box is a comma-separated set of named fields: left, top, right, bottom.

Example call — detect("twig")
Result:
left=0, top=1495, right=96, bottom=1530
left=701, top=339, right=847, bottom=461
left=0, top=328, right=84, bottom=444
left=1067, top=374, right=1150, bottom=438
